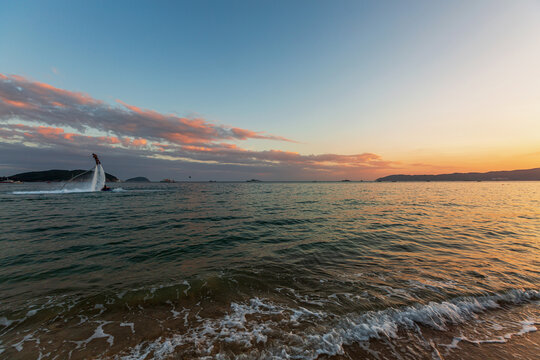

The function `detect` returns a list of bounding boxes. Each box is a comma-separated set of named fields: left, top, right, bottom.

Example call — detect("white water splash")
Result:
left=90, top=164, right=106, bottom=192
left=13, top=165, right=107, bottom=194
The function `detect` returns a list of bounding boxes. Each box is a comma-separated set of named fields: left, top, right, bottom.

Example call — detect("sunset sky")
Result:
left=1, top=0, right=539, bottom=180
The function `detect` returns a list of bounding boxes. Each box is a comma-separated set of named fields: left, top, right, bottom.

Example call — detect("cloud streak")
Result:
left=0, top=74, right=293, bottom=145
left=0, top=74, right=398, bottom=179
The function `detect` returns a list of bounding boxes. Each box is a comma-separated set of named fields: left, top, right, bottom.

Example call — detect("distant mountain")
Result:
left=125, top=176, right=150, bottom=182
left=376, top=167, right=540, bottom=182
left=9, top=169, right=119, bottom=182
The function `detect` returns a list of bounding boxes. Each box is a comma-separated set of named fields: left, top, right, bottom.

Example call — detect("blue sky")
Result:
left=0, top=0, right=539, bottom=180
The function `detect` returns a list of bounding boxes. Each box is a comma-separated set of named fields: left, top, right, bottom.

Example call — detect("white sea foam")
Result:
left=3, top=288, right=537, bottom=359
left=120, top=322, right=136, bottom=334
left=73, top=321, right=114, bottom=349
left=94, top=303, right=106, bottom=315
left=166, top=300, right=188, bottom=319
left=26, top=309, right=38, bottom=317
left=77, top=315, right=89, bottom=325
left=1, top=297, right=61, bottom=334
left=182, top=280, right=191, bottom=296
left=441, top=319, right=538, bottom=347
left=0, top=317, right=13, bottom=327
left=276, top=287, right=327, bottom=306
left=118, top=289, right=539, bottom=360
left=12, top=333, right=38, bottom=352
left=516, top=320, right=538, bottom=336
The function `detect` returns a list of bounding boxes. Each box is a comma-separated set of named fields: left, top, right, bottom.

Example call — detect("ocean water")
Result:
left=0, top=181, right=538, bottom=359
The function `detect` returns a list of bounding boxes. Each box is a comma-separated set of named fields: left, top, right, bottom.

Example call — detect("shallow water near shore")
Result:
left=0, top=181, right=538, bottom=359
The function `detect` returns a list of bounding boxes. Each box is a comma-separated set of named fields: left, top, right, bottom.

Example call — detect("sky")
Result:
left=0, top=0, right=539, bottom=181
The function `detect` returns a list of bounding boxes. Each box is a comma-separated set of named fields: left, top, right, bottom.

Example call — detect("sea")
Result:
left=0, top=181, right=538, bottom=359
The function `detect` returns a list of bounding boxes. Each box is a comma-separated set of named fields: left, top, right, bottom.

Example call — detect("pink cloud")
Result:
left=37, top=126, right=64, bottom=137
left=1, top=74, right=296, bottom=146
left=2, top=98, right=34, bottom=109
left=0, top=74, right=399, bottom=179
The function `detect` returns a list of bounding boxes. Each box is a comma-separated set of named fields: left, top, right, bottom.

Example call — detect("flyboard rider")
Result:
left=92, top=153, right=111, bottom=191
left=92, top=153, right=101, bottom=165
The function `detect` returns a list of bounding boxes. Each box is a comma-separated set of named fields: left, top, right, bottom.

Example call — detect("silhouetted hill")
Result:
left=9, top=169, right=119, bottom=182
left=125, top=176, right=150, bottom=182
left=376, top=168, right=540, bottom=182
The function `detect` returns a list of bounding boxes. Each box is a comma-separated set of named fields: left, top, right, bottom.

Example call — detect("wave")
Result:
left=118, top=289, right=539, bottom=359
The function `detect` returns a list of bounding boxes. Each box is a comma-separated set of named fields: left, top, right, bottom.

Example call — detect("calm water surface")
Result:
left=0, top=182, right=539, bottom=359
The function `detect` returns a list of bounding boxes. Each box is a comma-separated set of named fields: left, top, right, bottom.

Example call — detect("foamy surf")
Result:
left=115, top=289, right=539, bottom=360
left=0, top=277, right=537, bottom=359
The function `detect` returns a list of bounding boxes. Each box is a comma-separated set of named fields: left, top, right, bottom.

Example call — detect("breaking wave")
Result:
left=118, top=289, right=539, bottom=359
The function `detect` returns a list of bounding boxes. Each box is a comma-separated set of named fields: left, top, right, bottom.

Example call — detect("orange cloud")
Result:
left=132, top=138, right=147, bottom=147
left=163, top=132, right=207, bottom=144
left=0, top=124, right=152, bottom=149
left=230, top=128, right=295, bottom=142
left=37, top=126, right=64, bottom=137
left=182, top=145, right=215, bottom=152
left=2, top=99, right=34, bottom=109
left=32, top=80, right=97, bottom=105
left=1, top=73, right=294, bottom=146
left=116, top=99, right=165, bottom=120
left=0, top=74, right=403, bottom=179
left=98, top=136, right=121, bottom=145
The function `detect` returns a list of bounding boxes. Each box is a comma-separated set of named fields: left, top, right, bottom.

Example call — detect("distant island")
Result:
left=125, top=177, right=150, bottom=183
left=376, top=167, right=540, bottom=182
left=7, top=169, right=119, bottom=182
